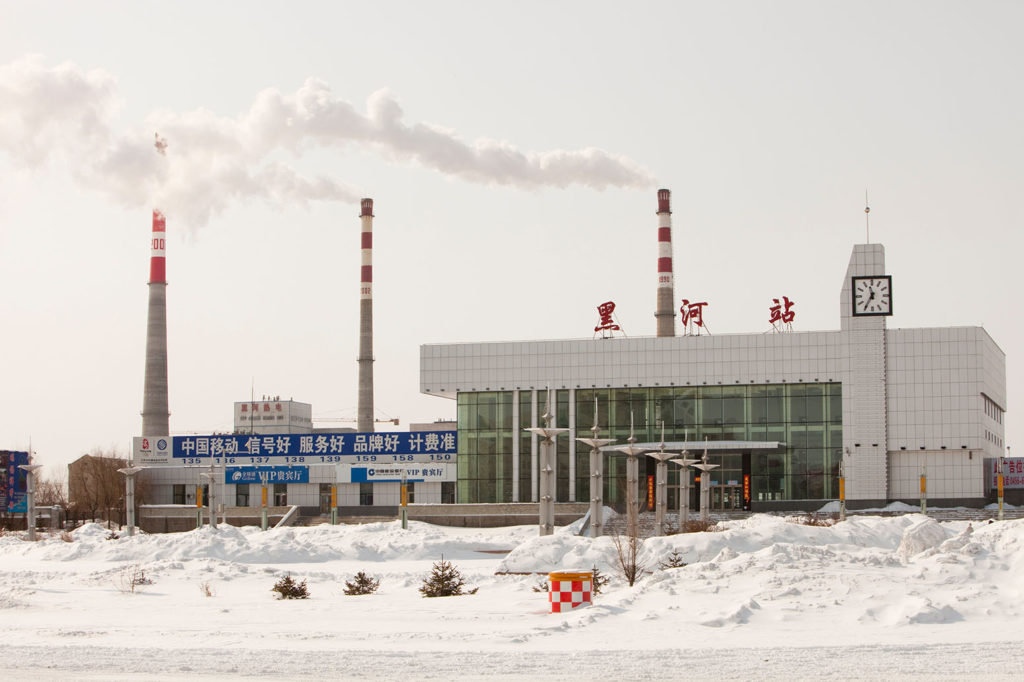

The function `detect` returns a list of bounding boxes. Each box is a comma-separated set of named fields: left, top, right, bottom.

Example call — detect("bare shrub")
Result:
left=611, top=532, right=646, bottom=587
left=199, top=581, right=215, bottom=597
left=679, top=519, right=722, bottom=533
left=343, top=571, right=380, bottom=595
left=271, top=574, right=309, bottom=599
left=787, top=513, right=836, bottom=527
left=116, top=564, right=153, bottom=594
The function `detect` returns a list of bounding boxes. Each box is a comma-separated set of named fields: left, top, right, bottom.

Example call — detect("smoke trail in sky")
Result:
left=0, top=56, right=655, bottom=227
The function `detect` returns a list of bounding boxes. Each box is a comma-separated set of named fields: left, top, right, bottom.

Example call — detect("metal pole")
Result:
left=998, top=448, right=1006, bottom=522
left=196, top=483, right=204, bottom=529
left=400, top=469, right=409, bottom=530
left=330, top=483, right=338, bottom=525
left=644, top=423, right=677, bottom=536
left=611, top=413, right=648, bottom=538
left=626, top=453, right=638, bottom=536
left=590, top=444, right=605, bottom=538
left=839, top=460, right=846, bottom=522
left=670, top=453, right=697, bottom=530
left=576, top=396, right=614, bottom=539
left=693, top=444, right=719, bottom=523
left=201, top=470, right=218, bottom=529
left=920, top=464, right=927, bottom=515
left=655, top=459, right=667, bottom=534
left=260, top=472, right=269, bottom=531
left=117, top=467, right=143, bottom=537
left=526, top=388, right=567, bottom=537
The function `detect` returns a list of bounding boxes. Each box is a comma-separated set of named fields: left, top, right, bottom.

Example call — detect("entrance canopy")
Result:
left=601, top=440, right=786, bottom=452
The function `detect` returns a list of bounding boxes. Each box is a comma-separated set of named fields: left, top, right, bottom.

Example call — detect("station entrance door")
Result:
left=711, top=485, right=744, bottom=510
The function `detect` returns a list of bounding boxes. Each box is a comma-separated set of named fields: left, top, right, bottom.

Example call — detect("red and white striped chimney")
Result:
left=142, top=209, right=170, bottom=437
left=655, top=189, right=675, bottom=337
left=357, top=199, right=375, bottom=433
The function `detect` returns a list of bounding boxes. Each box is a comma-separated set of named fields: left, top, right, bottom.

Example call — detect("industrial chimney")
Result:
left=141, top=209, right=170, bottom=436
left=655, top=189, right=676, bottom=337
left=357, top=199, right=375, bottom=433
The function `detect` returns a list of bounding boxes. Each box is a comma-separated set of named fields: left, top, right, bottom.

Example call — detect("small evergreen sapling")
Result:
left=658, top=550, right=688, bottom=570
left=419, top=555, right=478, bottom=597
left=272, top=574, right=309, bottom=599
left=590, top=565, right=609, bottom=595
left=344, top=571, right=381, bottom=595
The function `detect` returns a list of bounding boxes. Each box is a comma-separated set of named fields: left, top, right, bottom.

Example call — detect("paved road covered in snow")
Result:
left=2, top=513, right=1023, bottom=680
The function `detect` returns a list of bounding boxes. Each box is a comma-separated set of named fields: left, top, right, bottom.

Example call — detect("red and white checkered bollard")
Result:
left=548, top=571, right=593, bottom=613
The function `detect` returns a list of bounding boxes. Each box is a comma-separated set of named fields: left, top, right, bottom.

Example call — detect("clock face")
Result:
left=852, top=276, right=892, bottom=316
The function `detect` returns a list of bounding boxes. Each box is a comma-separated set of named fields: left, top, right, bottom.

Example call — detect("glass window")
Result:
left=358, top=482, right=373, bottom=506
left=274, top=483, right=287, bottom=506
left=236, top=484, right=249, bottom=507
left=172, top=484, right=185, bottom=505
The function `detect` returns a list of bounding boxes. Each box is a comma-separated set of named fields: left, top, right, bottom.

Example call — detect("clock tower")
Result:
left=839, top=244, right=890, bottom=501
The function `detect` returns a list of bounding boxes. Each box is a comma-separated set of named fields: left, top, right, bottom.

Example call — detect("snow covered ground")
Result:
left=2, top=513, right=1023, bottom=680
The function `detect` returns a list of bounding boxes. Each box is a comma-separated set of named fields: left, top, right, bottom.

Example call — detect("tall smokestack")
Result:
left=142, top=209, right=170, bottom=436
left=655, top=189, right=675, bottom=337
left=357, top=198, right=375, bottom=433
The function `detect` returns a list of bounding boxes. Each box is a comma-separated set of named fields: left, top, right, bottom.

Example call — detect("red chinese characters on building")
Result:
left=680, top=299, right=708, bottom=327
left=769, top=296, right=796, bottom=325
left=594, top=301, right=621, bottom=332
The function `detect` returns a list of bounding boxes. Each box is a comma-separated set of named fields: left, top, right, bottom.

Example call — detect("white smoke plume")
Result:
left=0, top=56, right=655, bottom=227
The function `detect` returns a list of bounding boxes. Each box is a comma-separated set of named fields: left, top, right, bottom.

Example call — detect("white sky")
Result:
left=1, top=1, right=1020, bottom=476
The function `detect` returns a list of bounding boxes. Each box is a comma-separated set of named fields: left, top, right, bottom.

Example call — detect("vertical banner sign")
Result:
left=743, top=474, right=751, bottom=510
left=647, top=475, right=654, bottom=510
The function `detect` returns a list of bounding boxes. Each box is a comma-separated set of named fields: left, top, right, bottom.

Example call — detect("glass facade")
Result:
left=456, top=383, right=842, bottom=506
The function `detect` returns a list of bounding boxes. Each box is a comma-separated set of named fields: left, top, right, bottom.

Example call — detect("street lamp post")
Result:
left=525, top=389, right=567, bottom=536
left=575, top=396, right=615, bottom=538
left=670, top=451, right=698, bottom=529
left=692, top=443, right=719, bottom=523
left=259, top=472, right=269, bottom=531
left=611, top=414, right=649, bottom=537
left=838, top=459, right=847, bottom=522
left=644, top=423, right=679, bottom=536
left=998, top=447, right=1008, bottom=521
left=18, top=464, right=43, bottom=541
left=117, top=466, right=143, bottom=537
left=200, top=469, right=218, bottom=529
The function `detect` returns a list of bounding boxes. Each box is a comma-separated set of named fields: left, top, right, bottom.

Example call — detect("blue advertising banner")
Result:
left=171, top=431, right=456, bottom=466
left=225, top=466, right=309, bottom=484
left=2, top=451, right=29, bottom=513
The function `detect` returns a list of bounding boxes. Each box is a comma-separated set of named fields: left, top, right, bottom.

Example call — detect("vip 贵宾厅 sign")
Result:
left=225, top=466, right=309, bottom=485
left=341, top=463, right=456, bottom=483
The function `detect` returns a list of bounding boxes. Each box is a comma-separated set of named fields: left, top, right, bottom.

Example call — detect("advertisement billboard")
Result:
left=169, top=431, right=456, bottom=466
left=1, top=450, right=29, bottom=513
left=132, top=437, right=172, bottom=465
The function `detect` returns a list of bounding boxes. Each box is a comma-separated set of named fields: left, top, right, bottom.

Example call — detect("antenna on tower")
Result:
left=864, top=189, right=871, bottom=243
